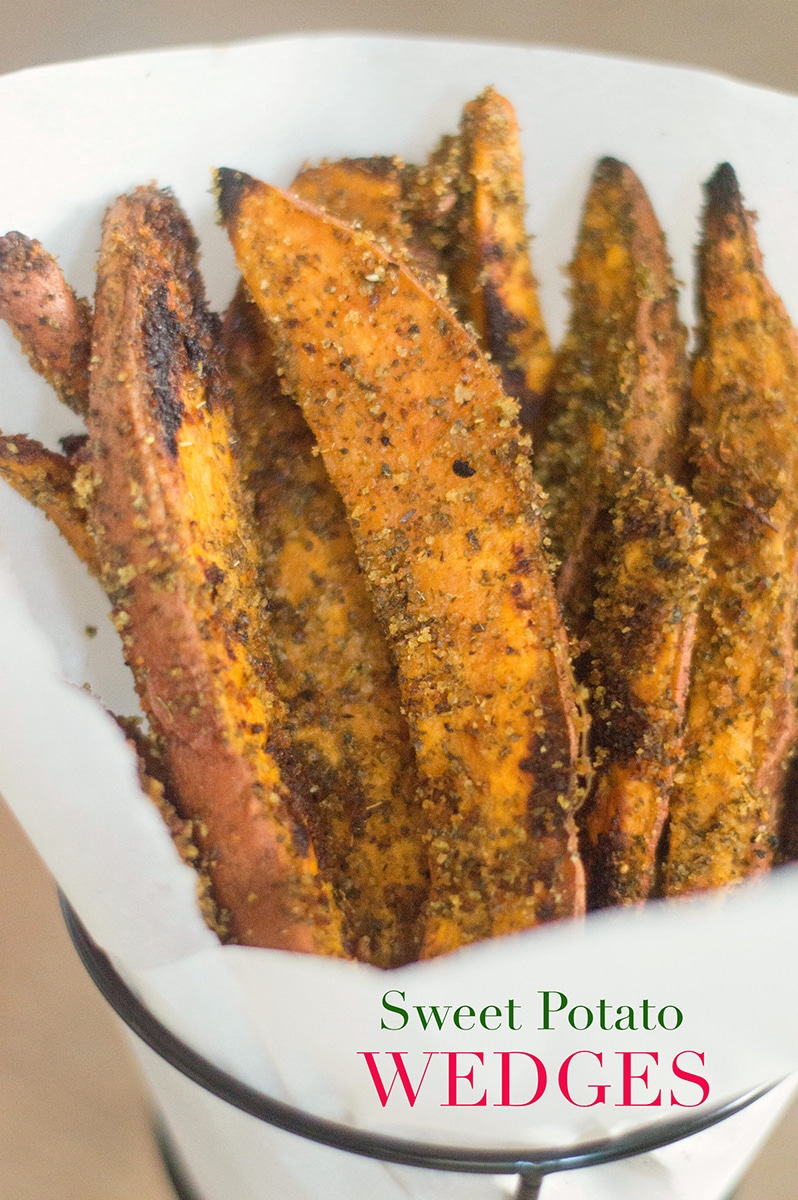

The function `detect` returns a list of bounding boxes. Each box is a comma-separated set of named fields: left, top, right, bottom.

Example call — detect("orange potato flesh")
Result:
left=293, top=155, right=445, bottom=292
left=83, top=185, right=345, bottom=954
left=0, top=433, right=97, bottom=571
left=0, top=232, right=91, bottom=415
left=536, top=157, right=689, bottom=640
left=582, top=469, right=706, bottom=907
left=218, top=171, right=588, bottom=957
left=290, top=157, right=412, bottom=250
left=223, top=286, right=426, bottom=967
left=664, top=164, right=798, bottom=895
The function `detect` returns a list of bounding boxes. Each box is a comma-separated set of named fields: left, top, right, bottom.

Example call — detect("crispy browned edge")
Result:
left=116, top=715, right=230, bottom=938
left=445, top=88, right=553, bottom=431
left=82, top=184, right=346, bottom=954
left=403, top=89, right=552, bottom=432
left=400, top=133, right=463, bottom=282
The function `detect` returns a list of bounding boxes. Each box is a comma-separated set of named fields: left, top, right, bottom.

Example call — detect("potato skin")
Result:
left=83, top=186, right=345, bottom=954
left=0, top=232, right=91, bottom=415
left=219, top=171, right=588, bottom=957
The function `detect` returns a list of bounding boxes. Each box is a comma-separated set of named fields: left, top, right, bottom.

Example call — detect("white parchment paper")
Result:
left=1, top=34, right=797, bottom=1198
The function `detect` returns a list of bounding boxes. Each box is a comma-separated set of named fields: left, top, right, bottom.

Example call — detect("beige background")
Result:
left=2, top=3, right=797, bottom=1197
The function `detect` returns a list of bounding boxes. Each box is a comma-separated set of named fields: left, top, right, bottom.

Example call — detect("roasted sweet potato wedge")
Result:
left=582, top=469, right=706, bottom=908
left=445, top=88, right=553, bottom=431
left=0, top=232, right=91, bottom=415
left=218, top=171, right=588, bottom=957
left=223, top=285, right=426, bottom=967
left=82, top=185, right=345, bottom=954
left=536, top=157, right=689, bottom=639
left=223, top=157, right=430, bottom=966
left=663, top=164, right=798, bottom=895
left=0, top=433, right=97, bottom=571
left=404, top=89, right=552, bottom=430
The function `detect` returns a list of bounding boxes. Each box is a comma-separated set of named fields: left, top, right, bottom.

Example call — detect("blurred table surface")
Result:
left=2, top=3, right=798, bottom=1197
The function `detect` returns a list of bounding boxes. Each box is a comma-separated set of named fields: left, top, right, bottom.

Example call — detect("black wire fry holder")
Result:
left=60, top=893, right=775, bottom=1200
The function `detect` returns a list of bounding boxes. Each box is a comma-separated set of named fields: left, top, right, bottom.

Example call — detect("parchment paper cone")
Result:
left=1, top=34, right=798, bottom=1199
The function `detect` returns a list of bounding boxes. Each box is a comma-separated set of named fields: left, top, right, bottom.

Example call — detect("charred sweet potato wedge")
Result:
left=536, top=157, right=689, bottom=639
left=218, top=171, right=589, bottom=957
left=223, top=285, right=426, bottom=967
left=444, top=88, right=553, bottom=431
left=663, top=164, right=798, bottom=895
left=82, top=185, right=345, bottom=954
left=582, top=469, right=706, bottom=908
left=0, top=232, right=91, bottom=415
left=0, top=433, right=97, bottom=571
left=404, top=89, right=552, bottom=430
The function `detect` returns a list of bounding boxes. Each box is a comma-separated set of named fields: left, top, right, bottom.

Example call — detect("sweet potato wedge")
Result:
left=223, top=285, right=426, bottom=967
left=224, top=156, right=430, bottom=966
left=444, top=88, right=553, bottom=432
left=218, top=171, right=588, bottom=957
left=663, top=164, right=798, bottom=895
left=536, top=157, right=689, bottom=639
left=83, top=185, right=345, bottom=954
left=582, top=469, right=706, bottom=908
left=0, top=433, right=97, bottom=571
left=404, top=90, right=552, bottom=430
left=0, top=232, right=91, bottom=415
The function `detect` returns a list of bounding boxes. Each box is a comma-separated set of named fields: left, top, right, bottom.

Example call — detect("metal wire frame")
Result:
left=60, top=893, right=775, bottom=1199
